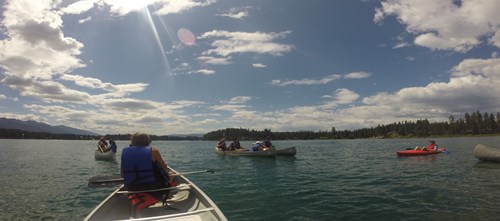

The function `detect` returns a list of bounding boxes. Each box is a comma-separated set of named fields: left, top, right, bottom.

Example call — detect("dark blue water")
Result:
left=1, top=137, right=500, bottom=220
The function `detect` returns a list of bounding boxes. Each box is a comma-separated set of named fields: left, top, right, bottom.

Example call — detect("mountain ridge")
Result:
left=0, top=117, right=99, bottom=136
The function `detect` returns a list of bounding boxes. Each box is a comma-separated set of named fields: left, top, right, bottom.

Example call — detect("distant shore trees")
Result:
left=204, top=111, right=500, bottom=140
left=1, top=111, right=499, bottom=140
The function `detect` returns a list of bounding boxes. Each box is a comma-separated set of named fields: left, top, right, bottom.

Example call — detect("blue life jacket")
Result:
left=122, top=146, right=157, bottom=189
left=109, top=144, right=118, bottom=153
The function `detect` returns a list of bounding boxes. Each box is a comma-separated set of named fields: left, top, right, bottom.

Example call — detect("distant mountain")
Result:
left=0, top=117, right=99, bottom=136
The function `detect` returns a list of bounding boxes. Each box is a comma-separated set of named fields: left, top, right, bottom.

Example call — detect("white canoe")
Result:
left=94, top=150, right=115, bottom=161
left=473, top=144, right=500, bottom=162
left=215, top=147, right=276, bottom=157
left=84, top=167, right=227, bottom=221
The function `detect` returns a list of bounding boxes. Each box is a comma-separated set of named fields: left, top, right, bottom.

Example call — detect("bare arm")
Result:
left=151, top=147, right=168, bottom=170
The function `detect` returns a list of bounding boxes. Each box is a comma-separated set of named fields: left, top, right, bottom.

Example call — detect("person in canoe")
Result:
left=251, top=141, right=262, bottom=151
left=228, top=137, right=244, bottom=151
left=105, top=140, right=117, bottom=153
left=96, top=137, right=107, bottom=153
left=121, top=133, right=175, bottom=212
left=262, top=136, right=274, bottom=150
left=423, top=140, right=438, bottom=151
left=414, top=140, right=438, bottom=151
left=216, top=138, right=227, bottom=151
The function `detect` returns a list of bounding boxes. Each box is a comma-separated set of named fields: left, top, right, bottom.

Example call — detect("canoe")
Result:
left=473, top=144, right=500, bottom=162
left=396, top=148, right=446, bottom=157
left=94, top=150, right=115, bottom=161
left=215, top=147, right=276, bottom=157
left=275, top=146, right=297, bottom=156
left=84, top=167, right=228, bottom=221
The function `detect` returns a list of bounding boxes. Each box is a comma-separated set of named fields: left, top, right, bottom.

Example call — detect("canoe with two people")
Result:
left=96, top=137, right=118, bottom=153
left=251, top=136, right=274, bottom=151
left=86, top=132, right=228, bottom=220
left=94, top=138, right=118, bottom=161
left=215, top=137, right=246, bottom=151
left=397, top=140, right=446, bottom=157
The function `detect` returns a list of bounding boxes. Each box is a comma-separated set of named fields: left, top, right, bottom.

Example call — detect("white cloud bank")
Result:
left=374, top=0, right=500, bottom=52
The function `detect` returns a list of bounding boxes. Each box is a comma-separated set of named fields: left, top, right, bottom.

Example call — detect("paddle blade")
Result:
left=88, top=175, right=123, bottom=188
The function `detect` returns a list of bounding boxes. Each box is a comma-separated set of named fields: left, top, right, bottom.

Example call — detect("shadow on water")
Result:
left=473, top=160, right=500, bottom=169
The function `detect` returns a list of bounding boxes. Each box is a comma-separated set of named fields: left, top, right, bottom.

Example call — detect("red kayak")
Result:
left=397, top=148, right=446, bottom=157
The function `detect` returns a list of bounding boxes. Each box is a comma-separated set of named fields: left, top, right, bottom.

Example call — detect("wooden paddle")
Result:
left=88, top=169, right=215, bottom=188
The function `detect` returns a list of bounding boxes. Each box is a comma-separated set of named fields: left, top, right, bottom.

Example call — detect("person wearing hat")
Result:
left=216, top=138, right=227, bottom=151
left=251, top=141, right=262, bottom=151
left=262, top=136, right=274, bottom=149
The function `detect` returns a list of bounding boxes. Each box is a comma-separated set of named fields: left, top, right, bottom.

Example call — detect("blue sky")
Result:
left=1, top=0, right=499, bottom=135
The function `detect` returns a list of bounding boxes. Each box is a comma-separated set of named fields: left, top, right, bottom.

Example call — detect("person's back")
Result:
left=122, top=146, right=158, bottom=189
left=108, top=140, right=118, bottom=153
left=217, top=138, right=227, bottom=151
left=121, top=133, right=169, bottom=190
left=252, top=142, right=261, bottom=151
left=423, top=140, right=438, bottom=151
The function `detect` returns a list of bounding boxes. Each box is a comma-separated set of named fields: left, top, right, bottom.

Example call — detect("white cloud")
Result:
left=216, top=7, right=251, bottom=19
left=1, top=75, right=91, bottom=103
left=60, top=0, right=98, bottom=15
left=154, top=0, right=216, bottom=16
left=272, top=72, right=370, bottom=86
left=393, top=41, right=410, bottom=49
left=79, top=16, right=92, bottom=24
left=375, top=0, right=500, bottom=52
left=59, top=74, right=148, bottom=96
left=320, top=88, right=360, bottom=109
left=271, top=74, right=342, bottom=86
left=195, top=69, right=215, bottom=75
left=197, top=56, right=232, bottom=65
left=199, top=30, right=294, bottom=57
left=252, top=63, right=266, bottom=68
left=344, top=71, right=371, bottom=79
left=226, top=96, right=252, bottom=104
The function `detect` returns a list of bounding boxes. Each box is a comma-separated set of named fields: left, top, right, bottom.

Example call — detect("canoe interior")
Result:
left=85, top=169, right=227, bottom=221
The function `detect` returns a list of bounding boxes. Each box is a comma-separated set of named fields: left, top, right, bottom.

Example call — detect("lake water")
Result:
left=1, top=137, right=500, bottom=221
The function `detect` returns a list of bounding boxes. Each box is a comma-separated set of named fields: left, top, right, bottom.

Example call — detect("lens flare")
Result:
left=177, top=28, right=195, bottom=46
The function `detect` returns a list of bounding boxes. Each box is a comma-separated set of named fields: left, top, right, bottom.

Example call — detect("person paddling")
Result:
left=121, top=133, right=175, bottom=213
left=415, top=140, right=438, bottom=151
left=96, top=137, right=107, bottom=153
left=228, top=137, right=243, bottom=151
left=216, top=138, right=227, bottom=151
left=106, top=140, right=118, bottom=153
left=423, top=140, right=438, bottom=151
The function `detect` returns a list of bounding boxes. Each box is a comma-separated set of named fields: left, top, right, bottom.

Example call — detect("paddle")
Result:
left=88, top=169, right=215, bottom=188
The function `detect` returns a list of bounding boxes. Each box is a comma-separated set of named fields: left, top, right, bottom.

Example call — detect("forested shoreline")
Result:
left=203, top=111, right=500, bottom=140
left=1, top=111, right=500, bottom=140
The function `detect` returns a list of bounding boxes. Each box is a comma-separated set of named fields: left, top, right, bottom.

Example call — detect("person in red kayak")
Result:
left=422, top=140, right=438, bottom=151
left=414, top=140, right=438, bottom=151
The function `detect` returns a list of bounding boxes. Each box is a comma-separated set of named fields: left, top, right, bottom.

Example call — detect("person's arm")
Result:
left=151, top=147, right=167, bottom=170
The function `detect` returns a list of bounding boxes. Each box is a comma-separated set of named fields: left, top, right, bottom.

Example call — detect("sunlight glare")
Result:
left=177, top=28, right=196, bottom=46
left=142, top=7, right=172, bottom=76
